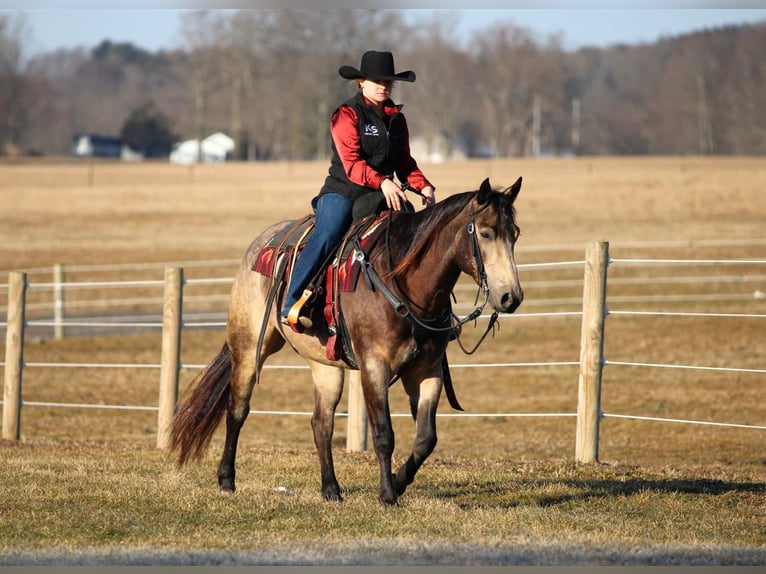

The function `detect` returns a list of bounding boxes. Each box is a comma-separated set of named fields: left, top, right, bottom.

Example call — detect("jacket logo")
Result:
left=363, top=124, right=380, bottom=136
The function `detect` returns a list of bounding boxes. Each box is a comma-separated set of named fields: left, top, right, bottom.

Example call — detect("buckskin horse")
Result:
left=169, top=177, right=524, bottom=505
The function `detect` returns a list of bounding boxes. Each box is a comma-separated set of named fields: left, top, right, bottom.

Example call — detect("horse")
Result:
left=169, top=176, right=524, bottom=506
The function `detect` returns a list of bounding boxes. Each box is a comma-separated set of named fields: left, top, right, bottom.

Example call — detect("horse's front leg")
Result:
left=394, top=371, right=442, bottom=496
left=361, top=365, right=398, bottom=506
left=309, top=362, right=345, bottom=501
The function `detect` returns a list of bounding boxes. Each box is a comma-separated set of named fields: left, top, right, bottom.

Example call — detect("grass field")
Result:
left=1, top=157, right=765, bottom=565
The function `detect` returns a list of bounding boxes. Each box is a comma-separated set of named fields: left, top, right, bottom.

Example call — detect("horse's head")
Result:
left=467, top=177, right=524, bottom=314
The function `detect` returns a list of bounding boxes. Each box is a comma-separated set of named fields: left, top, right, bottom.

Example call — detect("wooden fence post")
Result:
left=346, top=369, right=368, bottom=452
left=53, top=263, right=65, bottom=340
left=157, top=267, right=183, bottom=449
left=3, top=271, right=27, bottom=441
left=575, top=241, right=609, bottom=463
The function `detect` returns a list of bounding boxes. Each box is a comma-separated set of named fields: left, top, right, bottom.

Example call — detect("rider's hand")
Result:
left=380, top=178, right=408, bottom=211
left=420, top=186, right=436, bottom=207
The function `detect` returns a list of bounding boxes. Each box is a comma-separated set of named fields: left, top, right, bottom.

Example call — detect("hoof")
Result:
left=322, top=483, right=343, bottom=502
left=218, top=478, right=236, bottom=493
left=378, top=491, right=399, bottom=506
left=393, top=470, right=411, bottom=496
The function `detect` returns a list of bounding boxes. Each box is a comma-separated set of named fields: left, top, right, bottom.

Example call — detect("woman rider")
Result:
left=282, top=50, right=436, bottom=329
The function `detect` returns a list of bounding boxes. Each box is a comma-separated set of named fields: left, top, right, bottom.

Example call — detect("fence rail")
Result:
left=2, top=241, right=765, bottom=460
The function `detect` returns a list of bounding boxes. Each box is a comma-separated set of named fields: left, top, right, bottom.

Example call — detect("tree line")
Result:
left=2, top=10, right=765, bottom=159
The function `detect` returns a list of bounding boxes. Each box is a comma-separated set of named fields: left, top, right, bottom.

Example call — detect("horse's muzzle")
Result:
left=499, top=288, right=524, bottom=314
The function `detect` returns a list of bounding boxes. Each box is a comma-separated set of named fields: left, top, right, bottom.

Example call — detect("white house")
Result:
left=169, top=132, right=236, bottom=164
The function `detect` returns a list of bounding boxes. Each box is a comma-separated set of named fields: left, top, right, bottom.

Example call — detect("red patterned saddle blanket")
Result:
left=252, top=214, right=313, bottom=278
left=252, top=212, right=391, bottom=364
left=252, top=211, right=389, bottom=293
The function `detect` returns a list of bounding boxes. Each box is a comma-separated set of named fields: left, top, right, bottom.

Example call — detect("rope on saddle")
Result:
left=253, top=217, right=312, bottom=385
left=255, top=253, right=288, bottom=385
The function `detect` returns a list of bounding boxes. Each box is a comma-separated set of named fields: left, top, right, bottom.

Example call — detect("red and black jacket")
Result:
left=319, top=91, right=433, bottom=202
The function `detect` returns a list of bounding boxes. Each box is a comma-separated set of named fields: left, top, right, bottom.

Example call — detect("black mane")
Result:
left=380, top=186, right=518, bottom=278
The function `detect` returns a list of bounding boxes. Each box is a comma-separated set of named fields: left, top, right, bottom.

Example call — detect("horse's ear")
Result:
left=504, top=176, right=522, bottom=203
left=477, top=177, right=492, bottom=204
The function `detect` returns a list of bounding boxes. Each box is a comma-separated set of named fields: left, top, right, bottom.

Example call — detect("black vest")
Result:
left=320, top=92, right=406, bottom=202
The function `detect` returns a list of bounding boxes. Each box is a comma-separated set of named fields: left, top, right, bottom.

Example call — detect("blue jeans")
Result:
left=281, top=192, right=353, bottom=317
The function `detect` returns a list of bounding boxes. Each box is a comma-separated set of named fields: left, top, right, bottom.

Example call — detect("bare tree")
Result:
left=468, top=22, right=553, bottom=157
left=179, top=11, right=224, bottom=161
left=0, top=14, right=32, bottom=154
left=20, top=48, right=86, bottom=155
left=572, top=44, right=657, bottom=155
left=9, top=8, right=766, bottom=159
left=402, top=13, right=474, bottom=160
left=714, top=24, right=766, bottom=154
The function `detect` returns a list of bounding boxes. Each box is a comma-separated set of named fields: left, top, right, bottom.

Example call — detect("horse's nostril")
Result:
left=501, top=290, right=523, bottom=312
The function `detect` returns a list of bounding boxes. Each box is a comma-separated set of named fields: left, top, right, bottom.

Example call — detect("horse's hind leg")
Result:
left=394, top=369, right=442, bottom=497
left=217, top=346, right=255, bottom=492
left=218, top=314, right=284, bottom=492
left=308, top=361, right=345, bottom=501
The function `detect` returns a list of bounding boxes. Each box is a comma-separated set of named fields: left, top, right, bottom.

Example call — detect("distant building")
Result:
left=169, top=132, right=236, bottom=164
left=410, top=133, right=469, bottom=163
left=72, top=134, right=126, bottom=158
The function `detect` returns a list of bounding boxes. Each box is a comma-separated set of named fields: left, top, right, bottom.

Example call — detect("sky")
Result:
left=7, top=8, right=766, bottom=57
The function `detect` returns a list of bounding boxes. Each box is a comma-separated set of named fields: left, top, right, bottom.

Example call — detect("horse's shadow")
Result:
left=433, top=475, right=765, bottom=510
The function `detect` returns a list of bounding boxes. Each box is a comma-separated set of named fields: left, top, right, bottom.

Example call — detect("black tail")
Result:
left=169, top=342, right=232, bottom=465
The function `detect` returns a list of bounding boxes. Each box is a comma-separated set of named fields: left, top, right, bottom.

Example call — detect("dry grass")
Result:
left=2, top=155, right=764, bottom=267
left=2, top=443, right=765, bottom=565
left=1, top=157, right=765, bottom=565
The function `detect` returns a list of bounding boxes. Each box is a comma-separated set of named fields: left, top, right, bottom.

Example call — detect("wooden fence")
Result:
left=3, top=240, right=764, bottom=459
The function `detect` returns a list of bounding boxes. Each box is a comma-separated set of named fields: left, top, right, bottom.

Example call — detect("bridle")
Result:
left=453, top=198, right=500, bottom=354
left=354, top=193, right=502, bottom=356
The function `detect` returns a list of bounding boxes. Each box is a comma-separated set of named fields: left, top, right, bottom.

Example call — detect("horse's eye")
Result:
left=480, top=231, right=491, bottom=239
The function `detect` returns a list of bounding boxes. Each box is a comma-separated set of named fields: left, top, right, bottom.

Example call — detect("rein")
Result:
left=355, top=195, right=500, bottom=356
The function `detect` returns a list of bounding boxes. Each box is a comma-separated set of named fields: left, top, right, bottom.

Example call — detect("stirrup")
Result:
left=287, top=288, right=314, bottom=325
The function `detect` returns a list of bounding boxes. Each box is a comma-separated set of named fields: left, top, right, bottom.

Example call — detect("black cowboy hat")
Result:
left=338, top=50, right=416, bottom=83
